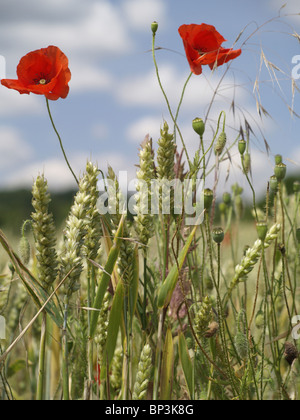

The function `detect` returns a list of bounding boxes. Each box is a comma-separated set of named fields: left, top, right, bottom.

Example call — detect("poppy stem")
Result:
left=151, top=31, right=192, bottom=170
left=45, top=98, right=79, bottom=186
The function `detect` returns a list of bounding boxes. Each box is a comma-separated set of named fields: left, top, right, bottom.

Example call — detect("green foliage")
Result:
left=0, top=189, right=76, bottom=234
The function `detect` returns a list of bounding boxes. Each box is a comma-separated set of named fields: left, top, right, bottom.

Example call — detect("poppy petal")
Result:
left=1, top=45, right=71, bottom=100
left=179, top=23, right=241, bottom=75
left=0, top=78, right=30, bottom=94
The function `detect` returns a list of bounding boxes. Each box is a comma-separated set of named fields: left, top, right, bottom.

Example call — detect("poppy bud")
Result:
left=234, top=195, right=243, bottom=218
left=192, top=117, right=205, bottom=137
left=242, top=153, right=251, bottom=174
left=269, top=175, right=278, bottom=192
left=212, top=227, right=225, bottom=244
left=231, top=183, right=243, bottom=196
left=204, top=274, right=214, bottom=291
left=151, top=21, right=158, bottom=34
left=255, top=310, right=264, bottom=329
left=274, top=154, right=282, bottom=165
left=274, top=163, right=286, bottom=181
left=284, top=342, right=298, bottom=366
left=234, top=331, right=249, bottom=360
left=202, top=188, right=213, bottom=211
left=222, top=192, right=231, bottom=206
left=218, top=202, right=226, bottom=214
left=256, top=221, right=268, bottom=241
left=19, top=235, right=31, bottom=265
left=293, top=180, right=300, bottom=193
left=214, top=132, right=227, bottom=155
left=238, top=139, right=246, bottom=155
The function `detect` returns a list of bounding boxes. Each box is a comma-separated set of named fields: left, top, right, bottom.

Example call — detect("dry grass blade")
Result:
left=0, top=268, right=74, bottom=365
left=0, top=229, right=63, bottom=327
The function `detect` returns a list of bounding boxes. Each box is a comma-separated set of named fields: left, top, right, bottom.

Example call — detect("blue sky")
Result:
left=0, top=0, right=299, bottom=197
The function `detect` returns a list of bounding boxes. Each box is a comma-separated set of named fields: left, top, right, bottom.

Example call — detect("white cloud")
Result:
left=126, top=115, right=166, bottom=143
left=70, top=62, right=113, bottom=93
left=0, top=126, right=34, bottom=169
left=5, top=150, right=138, bottom=191
left=0, top=88, right=43, bottom=117
left=0, top=1, right=134, bottom=59
left=116, top=64, right=247, bottom=112
left=6, top=156, right=83, bottom=190
left=122, top=0, right=167, bottom=31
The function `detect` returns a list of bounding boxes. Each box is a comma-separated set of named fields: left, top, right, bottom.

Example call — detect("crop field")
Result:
left=0, top=7, right=300, bottom=402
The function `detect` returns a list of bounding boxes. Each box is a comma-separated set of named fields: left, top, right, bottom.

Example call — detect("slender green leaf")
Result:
left=89, top=215, right=124, bottom=338
left=0, top=229, right=63, bottom=328
left=101, top=280, right=124, bottom=380
left=129, top=245, right=139, bottom=326
left=6, top=359, right=27, bottom=378
left=157, top=225, right=198, bottom=308
left=160, top=327, right=174, bottom=400
left=178, top=332, right=194, bottom=399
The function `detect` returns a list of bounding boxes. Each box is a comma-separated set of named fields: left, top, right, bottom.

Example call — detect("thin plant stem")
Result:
left=62, top=300, right=69, bottom=401
left=143, top=256, right=147, bottom=330
left=36, top=312, right=47, bottom=400
left=173, top=71, right=193, bottom=141
left=153, top=309, right=164, bottom=400
left=152, top=31, right=191, bottom=169
left=204, top=212, right=238, bottom=396
left=260, top=245, right=267, bottom=400
left=45, top=98, right=79, bottom=186
left=241, top=156, right=258, bottom=222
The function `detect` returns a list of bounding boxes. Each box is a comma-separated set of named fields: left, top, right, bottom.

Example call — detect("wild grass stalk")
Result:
left=0, top=16, right=299, bottom=401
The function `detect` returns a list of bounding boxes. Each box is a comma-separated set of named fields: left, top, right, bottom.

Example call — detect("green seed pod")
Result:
left=234, top=195, right=243, bottom=218
left=238, top=139, right=246, bottom=155
left=212, top=227, right=225, bottom=244
left=218, top=202, right=226, bottom=215
left=242, top=153, right=251, bottom=174
left=255, top=310, right=264, bottom=329
left=293, top=181, right=300, bottom=193
left=19, top=235, right=31, bottom=265
left=234, top=331, right=249, bottom=360
left=274, top=154, right=282, bottom=165
left=231, top=183, right=243, bottom=196
left=274, top=163, right=286, bottom=181
left=151, top=21, right=158, bottom=34
left=284, top=342, right=298, bottom=366
left=203, top=188, right=213, bottom=211
left=192, top=117, right=205, bottom=137
left=269, top=175, right=278, bottom=192
left=204, top=274, right=214, bottom=291
left=256, top=222, right=268, bottom=241
left=214, top=132, right=227, bottom=155
left=222, top=192, right=231, bottom=206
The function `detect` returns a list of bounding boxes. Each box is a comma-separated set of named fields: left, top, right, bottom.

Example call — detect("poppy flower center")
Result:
left=32, top=74, right=50, bottom=85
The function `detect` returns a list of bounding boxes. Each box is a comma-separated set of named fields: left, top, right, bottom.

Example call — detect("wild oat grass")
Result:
left=0, top=17, right=300, bottom=401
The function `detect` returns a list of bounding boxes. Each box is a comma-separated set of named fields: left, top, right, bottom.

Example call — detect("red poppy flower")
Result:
left=1, top=45, right=71, bottom=100
left=178, top=24, right=242, bottom=75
